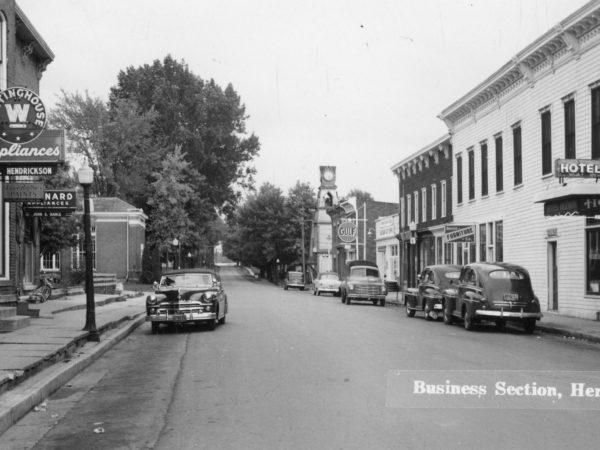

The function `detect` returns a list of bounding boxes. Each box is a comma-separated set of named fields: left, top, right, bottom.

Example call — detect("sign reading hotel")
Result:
left=338, top=221, right=357, bottom=243
left=555, top=159, right=600, bottom=178
left=23, top=189, right=77, bottom=217
left=444, top=224, right=475, bottom=243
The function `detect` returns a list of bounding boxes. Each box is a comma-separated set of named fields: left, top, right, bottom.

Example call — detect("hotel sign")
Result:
left=444, top=224, right=476, bottom=243
left=543, top=196, right=600, bottom=217
left=555, top=159, right=600, bottom=178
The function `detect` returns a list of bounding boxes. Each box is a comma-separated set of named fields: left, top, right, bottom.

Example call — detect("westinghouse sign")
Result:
left=0, top=87, right=47, bottom=144
left=555, top=159, right=600, bottom=178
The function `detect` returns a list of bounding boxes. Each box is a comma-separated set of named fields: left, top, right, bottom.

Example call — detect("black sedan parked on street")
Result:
left=442, top=262, right=542, bottom=333
left=405, top=264, right=461, bottom=320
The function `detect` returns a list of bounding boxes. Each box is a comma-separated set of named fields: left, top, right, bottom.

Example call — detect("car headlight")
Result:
left=348, top=284, right=354, bottom=290
left=146, top=294, right=158, bottom=305
left=149, top=307, right=157, bottom=314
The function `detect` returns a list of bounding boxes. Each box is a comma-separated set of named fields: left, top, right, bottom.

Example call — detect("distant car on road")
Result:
left=340, top=260, right=387, bottom=306
left=442, top=262, right=542, bottom=333
left=313, top=271, right=341, bottom=296
left=145, top=268, right=228, bottom=334
left=405, top=264, right=461, bottom=320
left=284, top=271, right=305, bottom=291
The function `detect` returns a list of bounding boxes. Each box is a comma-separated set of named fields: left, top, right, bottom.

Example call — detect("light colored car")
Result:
left=145, top=268, right=228, bottom=334
left=284, top=271, right=305, bottom=290
left=313, top=271, right=341, bottom=296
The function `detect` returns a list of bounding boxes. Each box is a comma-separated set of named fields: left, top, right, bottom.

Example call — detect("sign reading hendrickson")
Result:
left=555, top=159, right=600, bottom=178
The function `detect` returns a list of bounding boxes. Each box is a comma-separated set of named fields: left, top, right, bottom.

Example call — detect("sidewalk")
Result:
left=0, top=290, right=148, bottom=435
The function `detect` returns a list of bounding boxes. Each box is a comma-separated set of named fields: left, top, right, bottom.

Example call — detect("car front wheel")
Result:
left=443, top=309, right=454, bottom=325
left=464, top=309, right=474, bottom=331
left=406, top=303, right=415, bottom=317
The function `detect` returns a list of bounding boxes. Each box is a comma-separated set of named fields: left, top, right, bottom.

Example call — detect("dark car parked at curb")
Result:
left=145, top=268, right=228, bottom=334
left=442, top=262, right=542, bottom=333
left=340, top=260, right=387, bottom=306
left=284, top=271, right=305, bottom=291
left=405, top=265, right=461, bottom=321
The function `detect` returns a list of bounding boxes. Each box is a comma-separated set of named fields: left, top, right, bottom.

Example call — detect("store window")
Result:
left=587, top=227, right=600, bottom=294
left=495, top=221, right=503, bottom=261
left=436, top=236, right=443, bottom=264
left=479, top=223, right=487, bottom=262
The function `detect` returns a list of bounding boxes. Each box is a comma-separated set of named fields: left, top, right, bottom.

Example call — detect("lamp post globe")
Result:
left=78, top=165, right=99, bottom=342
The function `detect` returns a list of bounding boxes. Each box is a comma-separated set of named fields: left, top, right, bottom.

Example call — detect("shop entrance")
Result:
left=547, top=241, right=558, bottom=310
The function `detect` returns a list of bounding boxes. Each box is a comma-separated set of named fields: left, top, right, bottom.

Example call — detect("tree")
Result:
left=347, top=189, right=374, bottom=208
left=109, top=55, right=260, bottom=218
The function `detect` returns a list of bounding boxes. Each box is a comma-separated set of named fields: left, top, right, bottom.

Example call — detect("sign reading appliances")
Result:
left=0, top=129, right=64, bottom=165
left=24, top=189, right=77, bottom=213
left=0, top=87, right=47, bottom=144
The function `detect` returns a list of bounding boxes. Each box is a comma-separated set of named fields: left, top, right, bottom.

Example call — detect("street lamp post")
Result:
left=172, top=238, right=181, bottom=269
left=78, top=165, right=100, bottom=342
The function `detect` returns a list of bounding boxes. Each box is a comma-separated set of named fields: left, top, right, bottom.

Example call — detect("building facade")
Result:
left=0, top=1, right=53, bottom=302
left=391, top=135, right=453, bottom=289
left=309, top=166, right=339, bottom=274
left=438, top=0, right=600, bottom=319
left=374, top=214, right=399, bottom=282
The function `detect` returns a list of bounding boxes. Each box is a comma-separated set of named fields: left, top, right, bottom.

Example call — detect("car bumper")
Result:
left=348, top=294, right=386, bottom=300
left=475, top=309, right=542, bottom=319
left=146, top=312, right=217, bottom=323
left=317, top=287, right=340, bottom=293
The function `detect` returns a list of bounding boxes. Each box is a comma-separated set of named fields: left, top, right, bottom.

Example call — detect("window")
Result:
left=71, top=231, right=96, bottom=271
left=481, top=142, right=488, bottom=197
left=495, top=135, right=503, bottom=192
left=414, top=191, right=419, bottom=224
left=431, top=183, right=437, bottom=220
left=400, top=197, right=405, bottom=228
left=541, top=109, right=552, bottom=175
left=436, top=236, right=443, bottom=264
left=41, top=252, right=60, bottom=271
left=495, top=220, right=503, bottom=261
left=456, top=155, right=463, bottom=204
left=513, top=124, right=522, bottom=186
left=564, top=97, right=576, bottom=159
left=440, top=180, right=447, bottom=218
left=587, top=226, right=600, bottom=294
left=421, top=187, right=427, bottom=223
left=479, top=223, right=487, bottom=262
left=593, top=85, right=600, bottom=159
left=406, top=194, right=412, bottom=224
left=468, top=148, right=475, bottom=200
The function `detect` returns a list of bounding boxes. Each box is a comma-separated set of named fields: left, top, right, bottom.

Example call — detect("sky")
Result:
left=17, top=0, right=592, bottom=203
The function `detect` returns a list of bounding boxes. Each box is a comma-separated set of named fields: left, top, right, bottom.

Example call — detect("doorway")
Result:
left=547, top=241, right=558, bottom=310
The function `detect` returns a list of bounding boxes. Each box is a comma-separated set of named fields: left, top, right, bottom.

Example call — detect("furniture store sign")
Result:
left=444, top=224, right=476, bottom=243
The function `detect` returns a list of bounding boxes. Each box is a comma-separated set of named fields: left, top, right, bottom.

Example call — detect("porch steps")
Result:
left=0, top=313, right=30, bottom=333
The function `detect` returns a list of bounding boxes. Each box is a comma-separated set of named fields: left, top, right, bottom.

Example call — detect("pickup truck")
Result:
left=340, top=260, right=387, bottom=306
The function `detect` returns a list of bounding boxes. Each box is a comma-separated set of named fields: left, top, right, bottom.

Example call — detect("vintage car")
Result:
left=405, top=265, right=461, bottom=320
left=145, top=268, right=228, bottom=334
left=442, top=262, right=542, bottom=333
left=340, top=260, right=387, bottom=306
left=313, top=271, right=341, bottom=296
left=284, top=270, right=305, bottom=290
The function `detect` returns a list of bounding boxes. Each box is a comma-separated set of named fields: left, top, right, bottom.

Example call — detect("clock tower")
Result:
left=309, top=166, right=339, bottom=273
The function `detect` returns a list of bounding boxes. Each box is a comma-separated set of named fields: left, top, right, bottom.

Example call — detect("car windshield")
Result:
left=443, top=272, right=460, bottom=280
left=350, top=267, right=380, bottom=278
left=161, top=273, right=214, bottom=287
left=321, top=274, right=339, bottom=280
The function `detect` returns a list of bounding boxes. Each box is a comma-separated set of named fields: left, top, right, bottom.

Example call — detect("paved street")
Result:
left=3, top=266, right=600, bottom=450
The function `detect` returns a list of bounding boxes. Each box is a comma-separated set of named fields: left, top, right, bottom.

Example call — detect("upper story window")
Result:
left=592, top=83, right=600, bottom=159
left=406, top=194, right=412, bottom=225
left=541, top=108, right=552, bottom=175
left=564, top=96, right=576, bottom=159
left=431, top=183, right=437, bottom=220
left=513, top=123, right=523, bottom=186
left=440, top=180, right=447, bottom=218
left=468, top=148, right=475, bottom=201
left=421, top=187, right=427, bottom=223
left=456, top=154, right=463, bottom=204
left=400, top=197, right=405, bottom=228
left=481, top=142, right=488, bottom=197
left=414, top=191, right=419, bottom=224
left=495, top=134, right=503, bottom=192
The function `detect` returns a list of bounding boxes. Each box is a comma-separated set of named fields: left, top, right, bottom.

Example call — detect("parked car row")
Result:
left=405, top=262, right=543, bottom=333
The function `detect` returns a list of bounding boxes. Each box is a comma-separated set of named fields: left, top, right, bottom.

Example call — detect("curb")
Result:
left=0, top=312, right=146, bottom=436
left=537, top=323, right=600, bottom=345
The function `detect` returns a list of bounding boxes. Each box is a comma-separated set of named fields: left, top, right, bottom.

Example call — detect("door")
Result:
left=547, top=241, right=558, bottom=310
